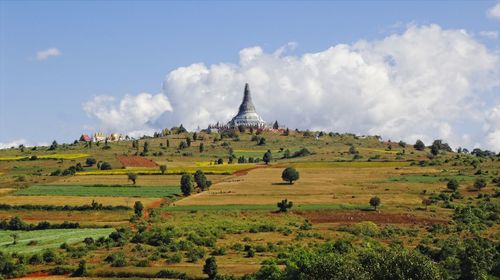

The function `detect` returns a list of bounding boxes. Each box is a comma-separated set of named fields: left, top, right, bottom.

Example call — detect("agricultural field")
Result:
left=0, top=129, right=498, bottom=279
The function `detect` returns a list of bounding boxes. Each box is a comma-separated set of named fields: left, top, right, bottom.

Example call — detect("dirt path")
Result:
left=297, top=210, right=447, bottom=225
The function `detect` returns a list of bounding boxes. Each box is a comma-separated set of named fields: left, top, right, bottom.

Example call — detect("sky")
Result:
left=1, top=1, right=500, bottom=151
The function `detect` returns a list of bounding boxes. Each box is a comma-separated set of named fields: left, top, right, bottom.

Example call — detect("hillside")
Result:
left=0, top=129, right=498, bottom=279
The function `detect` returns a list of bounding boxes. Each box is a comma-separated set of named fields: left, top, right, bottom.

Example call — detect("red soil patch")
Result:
left=297, top=210, right=447, bottom=225
left=116, top=155, right=157, bottom=168
left=143, top=198, right=167, bottom=219
left=18, top=272, right=53, bottom=278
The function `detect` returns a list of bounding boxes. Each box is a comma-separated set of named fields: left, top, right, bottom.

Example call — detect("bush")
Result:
left=447, top=179, right=459, bottom=191
left=187, top=246, right=205, bottom=262
left=277, top=199, right=293, bottom=212
left=100, top=162, right=112, bottom=170
left=474, top=178, right=487, bottom=191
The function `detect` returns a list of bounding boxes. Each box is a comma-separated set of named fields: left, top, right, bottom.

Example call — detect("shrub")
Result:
left=369, top=196, right=381, bottom=210
left=277, top=199, right=293, bottom=212
left=447, top=179, right=459, bottom=192
left=187, top=246, right=205, bottom=262
left=474, top=178, right=487, bottom=191
left=180, top=173, right=194, bottom=196
left=100, top=162, right=112, bottom=170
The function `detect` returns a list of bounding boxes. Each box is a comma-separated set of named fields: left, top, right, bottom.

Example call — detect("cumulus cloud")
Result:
left=479, top=30, right=499, bottom=39
left=83, top=92, right=172, bottom=136
left=157, top=24, right=499, bottom=151
left=35, top=48, right=61, bottom=61
left=488, top=3, right=500, bottom=19
left=81, top=24, right=500, bottom=150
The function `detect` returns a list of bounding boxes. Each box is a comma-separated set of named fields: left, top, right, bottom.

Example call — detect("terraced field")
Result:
left=14, top=185, right=181, bottom=198
left=0, top=228, right=114, bottom=253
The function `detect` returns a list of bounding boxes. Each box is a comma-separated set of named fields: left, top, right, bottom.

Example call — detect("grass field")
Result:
left=0, top=228, right=113, bottom=253
left=165, top=203, right=368, bottom=211
left=51, top=174, right=227, bottom=186
left=175, top=166, right=442, bottom=207
left=14, top=185, right=181, bottom=198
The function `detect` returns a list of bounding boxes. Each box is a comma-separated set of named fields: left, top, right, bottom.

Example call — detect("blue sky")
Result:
left=1, top=1, right=499, bottom=150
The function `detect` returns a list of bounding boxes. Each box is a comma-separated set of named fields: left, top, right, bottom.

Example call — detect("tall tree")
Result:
left=263, top=150, right=272, bottom=164
left=180, top=173, right=194, bottom=196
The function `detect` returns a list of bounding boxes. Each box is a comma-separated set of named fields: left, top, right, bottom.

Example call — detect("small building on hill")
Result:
left=79, top=134, right=91, bottom=142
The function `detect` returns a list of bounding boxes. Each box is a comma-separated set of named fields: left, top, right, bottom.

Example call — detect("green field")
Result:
left=0, top=228, right=113, bottom=253
left=14, top=185, right=181, bottom=198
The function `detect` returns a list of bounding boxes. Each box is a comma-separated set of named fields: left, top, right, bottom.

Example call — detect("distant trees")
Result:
left=203, top=257, right=218, bottom=279
left=180, top=173, right=194, bottom=196
left=273, top=120, right=279, bottom=129
left=349, top=145, right=358, bottom=154
left=143, top=141, right=149, bottom=154
left=474, top=178, right=487, bottom=191
left=414, top=140, right=425, bottom=151
left=199, top=143, right=205, bottom=153
left=159, top=165, right=167, bottom=175
left=282, top=167, right=300, bottom=184
left=133, top=201, right=144, bottom=217
left=263, top=150, right=272, bottom=165
left=49, top=140, right=58, bottom=151
left=277, top=199, right=293, bottom=212
left=127, top=173, right=138, bottom=185
left=369, top=196, right=381, bottom=210
left=186, top=137, right=192, bottom=147
left=258, top=137, right=266, bottom=146
left=447, top=179, right=459, bottom=192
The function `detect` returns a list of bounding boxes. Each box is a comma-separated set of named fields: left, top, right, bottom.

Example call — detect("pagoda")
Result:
left=227, top=83, right=266, bottom=128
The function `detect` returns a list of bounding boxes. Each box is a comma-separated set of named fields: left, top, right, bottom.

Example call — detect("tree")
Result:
left=199, top=143, right=205, bottom=153
left=258, top=137, right=266, bottom=146
left=100, top=162, right=112, bottom=170
left=180, top=173, right=194, bottom=196
left=277, top=199, right=293, bottom=212
left=447, top=179, right=459, bottom=192
left=186, top=137, right=192, bottom=147
left=143, top=141, right=149, bottom=154
left=193, top=132, right=198, bottom=141
left=179, top=141, right=188, bottom=150
left=194, top=170, right=209, bottom=190
left=349, top=145, right=357, bottom=154
left=473, top=178, right=487, bottom=191
left=263, top=150, right=272, bottom=165
left=86, top=157, right=96, bottom=166
left=128, top=173, right=138, bottom=185
left=422, top=198, right=432, bottom=210
left=282, top=167, right=300, bottom=184
left=203, top=256, right=218, bottom=279
left=414, top=140, right=425, bottom=151
left=134, top=201, right=144, bottom=217
left=159, top=165, right=167, bottom=175
left=430, top=144, right=439, bottom=156
left=49, top=140, right=58, bottom=150
left=166, top=139, right=170, bottom=147
left=273, top=120, right=279, bottom=129
left=369, top=196, right=381, bottom=210
left=72, top=260, right=88, bottom=277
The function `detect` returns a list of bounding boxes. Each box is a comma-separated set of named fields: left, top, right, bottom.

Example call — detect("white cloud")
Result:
left=83, top=92, right=172, bottom=135
left=81, top=24, right=500, bottom=151
left=157, top=24, right=500, bottom=151
left=480, top=30, right=499, bottom=39
left=36, top=48, right=61, bottom=61
left=0, top=139, right=48, bottom=149
left=488, top=3, right=500, bottom=19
